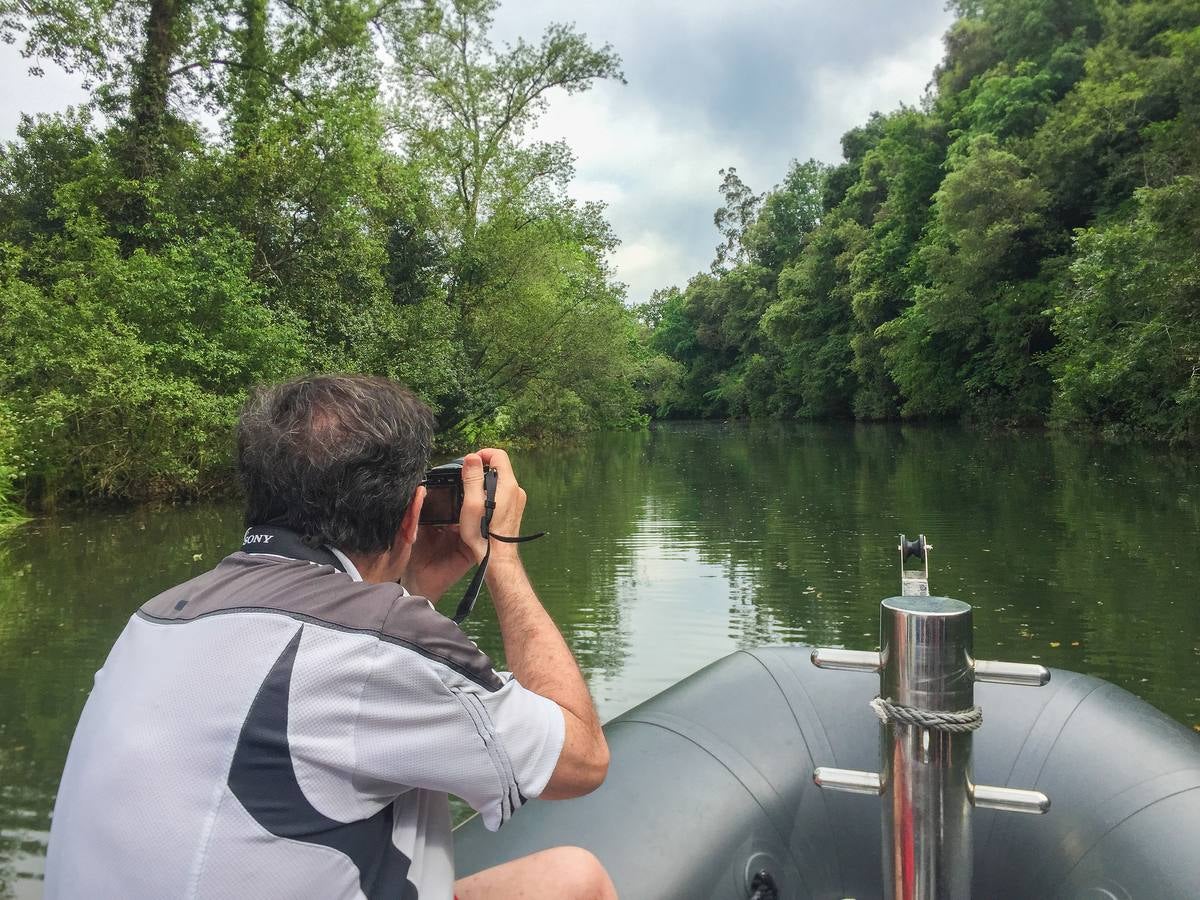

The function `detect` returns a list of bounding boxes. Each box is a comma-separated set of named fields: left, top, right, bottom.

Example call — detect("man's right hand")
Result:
left=459, top=449, right=527, bottom=562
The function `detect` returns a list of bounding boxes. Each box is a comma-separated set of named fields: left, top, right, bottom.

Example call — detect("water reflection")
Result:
left=1, top=424, right=1198, bottom=896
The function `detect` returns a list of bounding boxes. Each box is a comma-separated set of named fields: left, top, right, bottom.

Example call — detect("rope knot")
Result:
left=870, top=696, right=983, bottom=733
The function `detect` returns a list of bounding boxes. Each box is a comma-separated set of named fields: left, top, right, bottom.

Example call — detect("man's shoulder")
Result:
left=138, top=552, right=403, bottom=633
left=379, top=592, right=504, bottom=692
left=137, top=552, right=502, bottom=691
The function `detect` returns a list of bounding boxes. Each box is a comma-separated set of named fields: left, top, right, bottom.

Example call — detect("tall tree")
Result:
left=230, top=0, right=270, bottom=153
left=711, top=166, right=763, bottom=273
left=392, top=0, right=623, bottom=248
left=121, top=0, right=192, bottom=180
left=390, top=0, right=631, bottom=434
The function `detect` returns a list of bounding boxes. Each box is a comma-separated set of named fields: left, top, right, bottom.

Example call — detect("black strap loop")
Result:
left=491, top=531, right=546, bottom=543
left=453, top=542, right=492, bottom=624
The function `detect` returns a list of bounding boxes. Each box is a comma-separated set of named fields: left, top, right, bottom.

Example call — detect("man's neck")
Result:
left=343, top=550, right=405, bottom=585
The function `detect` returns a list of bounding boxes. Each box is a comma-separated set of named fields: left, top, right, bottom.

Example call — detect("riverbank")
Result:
left=7, top=412, right=1198, bottom=519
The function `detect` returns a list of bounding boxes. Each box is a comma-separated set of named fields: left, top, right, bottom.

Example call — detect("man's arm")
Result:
left=466, top=449, right=609, bottom=799
left=484, top=551, right=609, bottom=799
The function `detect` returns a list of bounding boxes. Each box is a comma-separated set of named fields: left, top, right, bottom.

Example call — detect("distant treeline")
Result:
left=639, top=0, right=1199, bottom=442
left=0, top=0, right=658, bottom=510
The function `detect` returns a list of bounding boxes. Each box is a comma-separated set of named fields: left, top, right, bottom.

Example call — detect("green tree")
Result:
left=711, top=166, right=763, bottom=273
left=391, top=0, right=636, bottom=436
left=1032, top=0, right=1200, bottom=226
left=881, top=135, right=1054, bottom=420
left=743, top=159, right=826, bottom=272
left=762, top=218, right=860, bottom=418
left=392, top=0, right=623, bottom=249
left=1051, top=176, right=1200, bottom=438
left=842, top=109, right=946, bottom=419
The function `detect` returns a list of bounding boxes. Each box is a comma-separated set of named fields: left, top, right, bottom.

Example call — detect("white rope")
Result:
left=870, top=696, right=983, bottom=733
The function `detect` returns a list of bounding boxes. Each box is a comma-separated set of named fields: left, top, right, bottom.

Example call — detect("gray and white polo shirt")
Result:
left=45, top=529, right=565, bottom=900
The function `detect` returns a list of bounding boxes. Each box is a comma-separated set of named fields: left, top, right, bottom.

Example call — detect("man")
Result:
left=45, top=375, right=616, bottom=900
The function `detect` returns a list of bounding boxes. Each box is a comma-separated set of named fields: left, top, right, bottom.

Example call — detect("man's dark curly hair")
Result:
left=236, top=375, right=435, bottom=555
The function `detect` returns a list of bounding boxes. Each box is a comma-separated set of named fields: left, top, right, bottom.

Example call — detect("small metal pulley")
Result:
left=898, top=533, right=931, bottom=597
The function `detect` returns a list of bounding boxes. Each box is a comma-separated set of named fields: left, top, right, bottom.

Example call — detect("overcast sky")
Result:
left=0, top=1, right=955, bottom=303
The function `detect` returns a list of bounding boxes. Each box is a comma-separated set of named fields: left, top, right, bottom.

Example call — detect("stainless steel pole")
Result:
left=811, top=535, right=1049, bottom=898
left=879, top=595, right=975, bottom=900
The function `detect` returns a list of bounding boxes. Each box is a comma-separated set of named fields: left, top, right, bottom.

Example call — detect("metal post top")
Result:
left=880, top=594, right=974, bottom=710
left=881, top=595, right=971, bottom=617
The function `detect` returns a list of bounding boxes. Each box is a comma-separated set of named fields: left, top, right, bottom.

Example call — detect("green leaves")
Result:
left=645, top=0, right=1199, bottom=441
left=391, top=0, right=622, bottom=242
left=1052, top=176, right=1200, bottom=438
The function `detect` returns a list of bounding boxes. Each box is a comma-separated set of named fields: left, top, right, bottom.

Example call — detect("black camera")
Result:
left=419, top=459, right=492, bottom=525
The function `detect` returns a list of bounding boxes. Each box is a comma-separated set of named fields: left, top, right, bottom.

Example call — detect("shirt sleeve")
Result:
left=351, top=613, right=565, bottom=832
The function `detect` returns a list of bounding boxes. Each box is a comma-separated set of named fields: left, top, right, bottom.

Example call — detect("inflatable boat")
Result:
left=453, top=538, right=1200, bottom=899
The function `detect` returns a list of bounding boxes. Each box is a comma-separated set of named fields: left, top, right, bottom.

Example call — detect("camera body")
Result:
left=420, top=459, right=492, bottom=525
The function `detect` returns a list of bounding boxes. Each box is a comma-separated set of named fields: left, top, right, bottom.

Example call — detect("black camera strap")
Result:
left=452, top=468, right=545, bottom=625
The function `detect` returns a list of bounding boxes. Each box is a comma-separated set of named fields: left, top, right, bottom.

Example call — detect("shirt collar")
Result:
left=327, top=546, right=408, bottom=594
left=328, top=547, right=363, bottom=582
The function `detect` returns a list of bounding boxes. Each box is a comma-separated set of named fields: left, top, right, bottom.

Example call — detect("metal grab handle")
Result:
left=814, top=769, right=1050, bottom=815
left=811, top=651, right=1051, bottom=686
left=973, top=659, right=1051, bottom=686
left=810, top=648, right=881, bottom=673
left=972, top=784, right=1051, bottom=814
left=813, top=767, right=882, bottom=795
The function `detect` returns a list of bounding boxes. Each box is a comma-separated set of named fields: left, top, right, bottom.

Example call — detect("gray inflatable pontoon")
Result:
left=455, top=542, right=1200, bottom=899
left=455, top=647, right=1200, bottom=898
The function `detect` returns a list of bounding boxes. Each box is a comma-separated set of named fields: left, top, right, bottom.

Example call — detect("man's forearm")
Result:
left=484, top=554, right=600, bottom=731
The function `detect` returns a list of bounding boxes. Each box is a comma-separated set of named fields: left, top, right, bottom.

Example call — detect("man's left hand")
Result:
left=403, top=452, right=493, bottom=601
left=403, top=523, right=476, bottom=602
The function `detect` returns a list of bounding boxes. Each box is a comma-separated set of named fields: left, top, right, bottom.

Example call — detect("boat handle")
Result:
left=973, top=659, right=1051, bottom=686
left=813, top=767, right=881, bottom=795
left=810, top=648, right=881, bottom=672
left=815, top=768, right=1050, bottom=814
left=810, top=650, right=1049, bottom=686
left=971, top=783, right=1051, bottom=814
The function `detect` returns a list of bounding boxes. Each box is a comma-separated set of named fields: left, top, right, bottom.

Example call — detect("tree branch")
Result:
left=169, top=57, right=310, bottom=106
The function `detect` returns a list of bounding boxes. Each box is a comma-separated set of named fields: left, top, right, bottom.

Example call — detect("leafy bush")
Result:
left=0, top=401, right=29, bottom=530
left=0, top=179, right=309, bottom=501
left=1052, top=177, right=1200, bottom=439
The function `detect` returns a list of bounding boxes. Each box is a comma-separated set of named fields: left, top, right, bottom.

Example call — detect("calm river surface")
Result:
left=2, top=423, right=1199, bottom=896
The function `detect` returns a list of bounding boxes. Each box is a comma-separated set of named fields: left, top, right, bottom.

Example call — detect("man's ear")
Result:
left=399, top=485, right=425, bottom=548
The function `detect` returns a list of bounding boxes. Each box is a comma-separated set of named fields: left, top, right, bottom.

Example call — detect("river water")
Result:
left=1, top=423, right=1198, bottom=896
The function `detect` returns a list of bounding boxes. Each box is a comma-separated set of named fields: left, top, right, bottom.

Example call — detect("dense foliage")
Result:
left=643, top=0, right=1200, bottom=442
left=0, top=0, right=656, bottom=507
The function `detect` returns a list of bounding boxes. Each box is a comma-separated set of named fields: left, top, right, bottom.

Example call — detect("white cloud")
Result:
left=611, top=230, right=692, bottom=299
left=807, top=31, right=946, bottom=161
left=531, top=83, right=754, bottom=301
left=515, top=11, right=954, bottom=303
